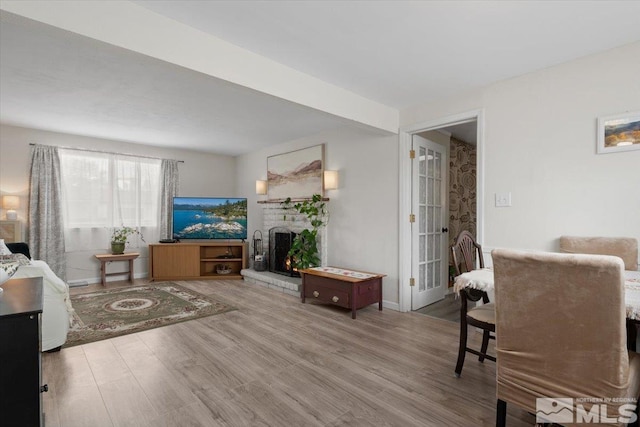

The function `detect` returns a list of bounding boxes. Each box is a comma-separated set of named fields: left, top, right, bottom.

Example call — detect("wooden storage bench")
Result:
left=299, top=267, right=385, bottom=319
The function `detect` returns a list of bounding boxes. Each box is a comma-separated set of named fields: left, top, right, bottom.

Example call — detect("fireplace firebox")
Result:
left=269, top=227, right=300, bottom=277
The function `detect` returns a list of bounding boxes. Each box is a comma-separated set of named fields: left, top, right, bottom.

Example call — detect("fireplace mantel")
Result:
left=257, top=197, right=329, bottom=204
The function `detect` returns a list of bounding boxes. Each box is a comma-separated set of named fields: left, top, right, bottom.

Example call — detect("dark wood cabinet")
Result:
left=299, top=268, right=385, bottom=319
left=0, top=277, right=44, bottom=427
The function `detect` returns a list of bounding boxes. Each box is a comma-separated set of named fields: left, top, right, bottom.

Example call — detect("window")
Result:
left=59, top=149, right=161, bottom=252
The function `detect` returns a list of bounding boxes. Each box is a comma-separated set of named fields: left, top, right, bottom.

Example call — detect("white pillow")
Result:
left=0, top=260, right=19, bottom=284
left=0, top=239, right=11, bottom=255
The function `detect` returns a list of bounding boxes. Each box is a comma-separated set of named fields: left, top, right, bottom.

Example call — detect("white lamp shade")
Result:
left=255, top=180, right=268, bottom=195
left=324, top=170, right=339, bottom=190
left=2, top=195, right=19, bottom=220
left=2, top=195, right=19, bottom=210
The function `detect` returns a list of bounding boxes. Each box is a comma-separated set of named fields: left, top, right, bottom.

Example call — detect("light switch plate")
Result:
left=495, top=192, right=512, bottom=207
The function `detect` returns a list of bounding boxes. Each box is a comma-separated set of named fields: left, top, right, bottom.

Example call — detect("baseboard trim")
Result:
left=383, top=300, right=400, bottom=311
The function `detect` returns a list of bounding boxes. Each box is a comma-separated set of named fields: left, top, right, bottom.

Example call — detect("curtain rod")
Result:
left=29, top=143, right=184, bottom=163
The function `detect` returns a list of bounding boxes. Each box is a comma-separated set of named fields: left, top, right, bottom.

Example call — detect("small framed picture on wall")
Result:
left=597, top=111, right=640, bottom=154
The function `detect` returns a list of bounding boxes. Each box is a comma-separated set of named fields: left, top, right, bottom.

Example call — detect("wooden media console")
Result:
left=148, top=242, right=247, bottom=281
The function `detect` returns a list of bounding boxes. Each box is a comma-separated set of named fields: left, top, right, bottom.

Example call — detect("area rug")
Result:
left=65, top=283, right=235, bottom=347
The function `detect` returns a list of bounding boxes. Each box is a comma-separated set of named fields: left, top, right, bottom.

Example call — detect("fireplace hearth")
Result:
left=269, top=227, right=300, bottom=277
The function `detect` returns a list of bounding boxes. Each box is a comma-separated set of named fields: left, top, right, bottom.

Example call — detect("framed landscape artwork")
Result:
left=267, top=144, right=324, bottom=200
left=597, top=111, right=640, bottom=154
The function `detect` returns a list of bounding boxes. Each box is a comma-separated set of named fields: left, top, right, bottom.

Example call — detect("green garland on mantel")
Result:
left=256, top=197, right=329, bottom=204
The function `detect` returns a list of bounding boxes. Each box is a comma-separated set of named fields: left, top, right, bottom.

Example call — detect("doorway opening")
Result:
left=398, top=110, right=484, bottom=314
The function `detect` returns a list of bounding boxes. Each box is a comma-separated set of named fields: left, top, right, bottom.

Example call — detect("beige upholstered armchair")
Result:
left=560, top=236, right=638, bottom=271
left=492, top=249, right=639, bottom=427
left=560, top=236, right=640, bottom=351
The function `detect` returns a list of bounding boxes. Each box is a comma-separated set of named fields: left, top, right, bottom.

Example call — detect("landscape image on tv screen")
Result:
left=173, top=197, right=247, bottom=240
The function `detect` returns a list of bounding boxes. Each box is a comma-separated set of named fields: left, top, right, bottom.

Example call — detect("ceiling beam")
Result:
left=0, top=0, right=399, bottom=134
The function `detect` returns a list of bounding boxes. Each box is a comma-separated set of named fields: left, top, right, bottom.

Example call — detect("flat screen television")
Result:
left=172, top=197, right=247, bottom=240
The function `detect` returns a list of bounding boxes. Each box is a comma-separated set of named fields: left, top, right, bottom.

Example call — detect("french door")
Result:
left=411, top=135, right=447, bottom=310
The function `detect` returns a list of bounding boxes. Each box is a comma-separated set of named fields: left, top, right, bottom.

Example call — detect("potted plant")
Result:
left=110, top=226, right=145, bottom=255
left=281, top=194, right=328, bottom=270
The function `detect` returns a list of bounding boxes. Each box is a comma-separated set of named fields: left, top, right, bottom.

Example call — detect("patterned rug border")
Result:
left=64, top=282, right=236, bottom=348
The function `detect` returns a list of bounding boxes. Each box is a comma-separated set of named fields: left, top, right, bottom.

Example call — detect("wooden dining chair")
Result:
left=451, top=231, right=495, bottom=378
left=492, top=249, right=639, bottom=427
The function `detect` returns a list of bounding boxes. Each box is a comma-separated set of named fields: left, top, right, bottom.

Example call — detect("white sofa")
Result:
left=1, top=241, right=71, bottom=351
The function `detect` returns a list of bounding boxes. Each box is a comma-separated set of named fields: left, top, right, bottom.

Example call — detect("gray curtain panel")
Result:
left=29, top=144, right=66, bottom=280
left=159, top=159, right=180, bottom=239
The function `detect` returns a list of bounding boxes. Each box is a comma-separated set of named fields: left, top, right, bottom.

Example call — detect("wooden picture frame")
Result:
left=597, top=111, right=640, bottom=154
left=267, top=144, right=324, bottom=201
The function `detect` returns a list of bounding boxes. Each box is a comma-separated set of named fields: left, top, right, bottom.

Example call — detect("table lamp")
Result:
left=2, top=195, right=19, bottom=220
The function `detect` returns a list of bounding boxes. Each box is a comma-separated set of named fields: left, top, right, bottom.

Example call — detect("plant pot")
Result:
left=111, top=242, right=125, bottom=255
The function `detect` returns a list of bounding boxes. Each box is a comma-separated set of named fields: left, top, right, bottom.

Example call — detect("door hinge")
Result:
left=409, top=149, right=415, bottom=159
left=409, top=277, right=415, bottom=287
left=409, top=214, right=415, bottom=223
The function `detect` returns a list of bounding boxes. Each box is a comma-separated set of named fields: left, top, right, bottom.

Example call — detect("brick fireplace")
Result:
left=269, top=227, right=298, bottom=277
left=241, top=203, right=327, bottom=296
left=260, top=204, right=327, bottom=268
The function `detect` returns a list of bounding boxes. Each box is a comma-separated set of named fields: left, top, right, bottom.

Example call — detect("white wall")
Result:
left=401, top=42, right=640, bottom=260
left=0, top=123, right=237, bottom=282
left=235, top=126, right=401, bottom=306
left=3, top=41, right=637, bottom=300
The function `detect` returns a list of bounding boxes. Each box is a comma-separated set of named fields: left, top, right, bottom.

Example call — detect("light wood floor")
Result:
left=413, top=292, right=462, bottom=323
left=42, top=279, right=534, bottom=426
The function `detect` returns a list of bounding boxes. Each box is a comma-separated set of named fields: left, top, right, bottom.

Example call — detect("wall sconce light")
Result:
left=255, top=180, right=267, bottom=195
left=2, top=195, right=19, bottom=220
left=324, top=170, right=339, bottom=190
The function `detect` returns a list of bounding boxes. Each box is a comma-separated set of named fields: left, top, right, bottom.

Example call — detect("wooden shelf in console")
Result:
left=148, top=242, right=247, bottom=281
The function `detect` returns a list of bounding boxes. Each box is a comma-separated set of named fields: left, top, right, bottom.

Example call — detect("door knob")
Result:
left=313, top=291, right=319, bottom=298
left=442, top=227, right=448, bottom=233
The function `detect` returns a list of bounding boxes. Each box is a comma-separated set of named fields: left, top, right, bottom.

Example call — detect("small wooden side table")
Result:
left=299, top=267, right=385, bottom=319
left=94, top=252, right=140, bottom=286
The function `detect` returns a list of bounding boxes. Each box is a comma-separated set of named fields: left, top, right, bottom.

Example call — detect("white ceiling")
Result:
left=133, top=0, right=640, bottom=109
left=440, top=121, right=478, bottom=145
left=1, top=1, right=639, bottom=155
left=0, top=11, right=355, bottom=156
